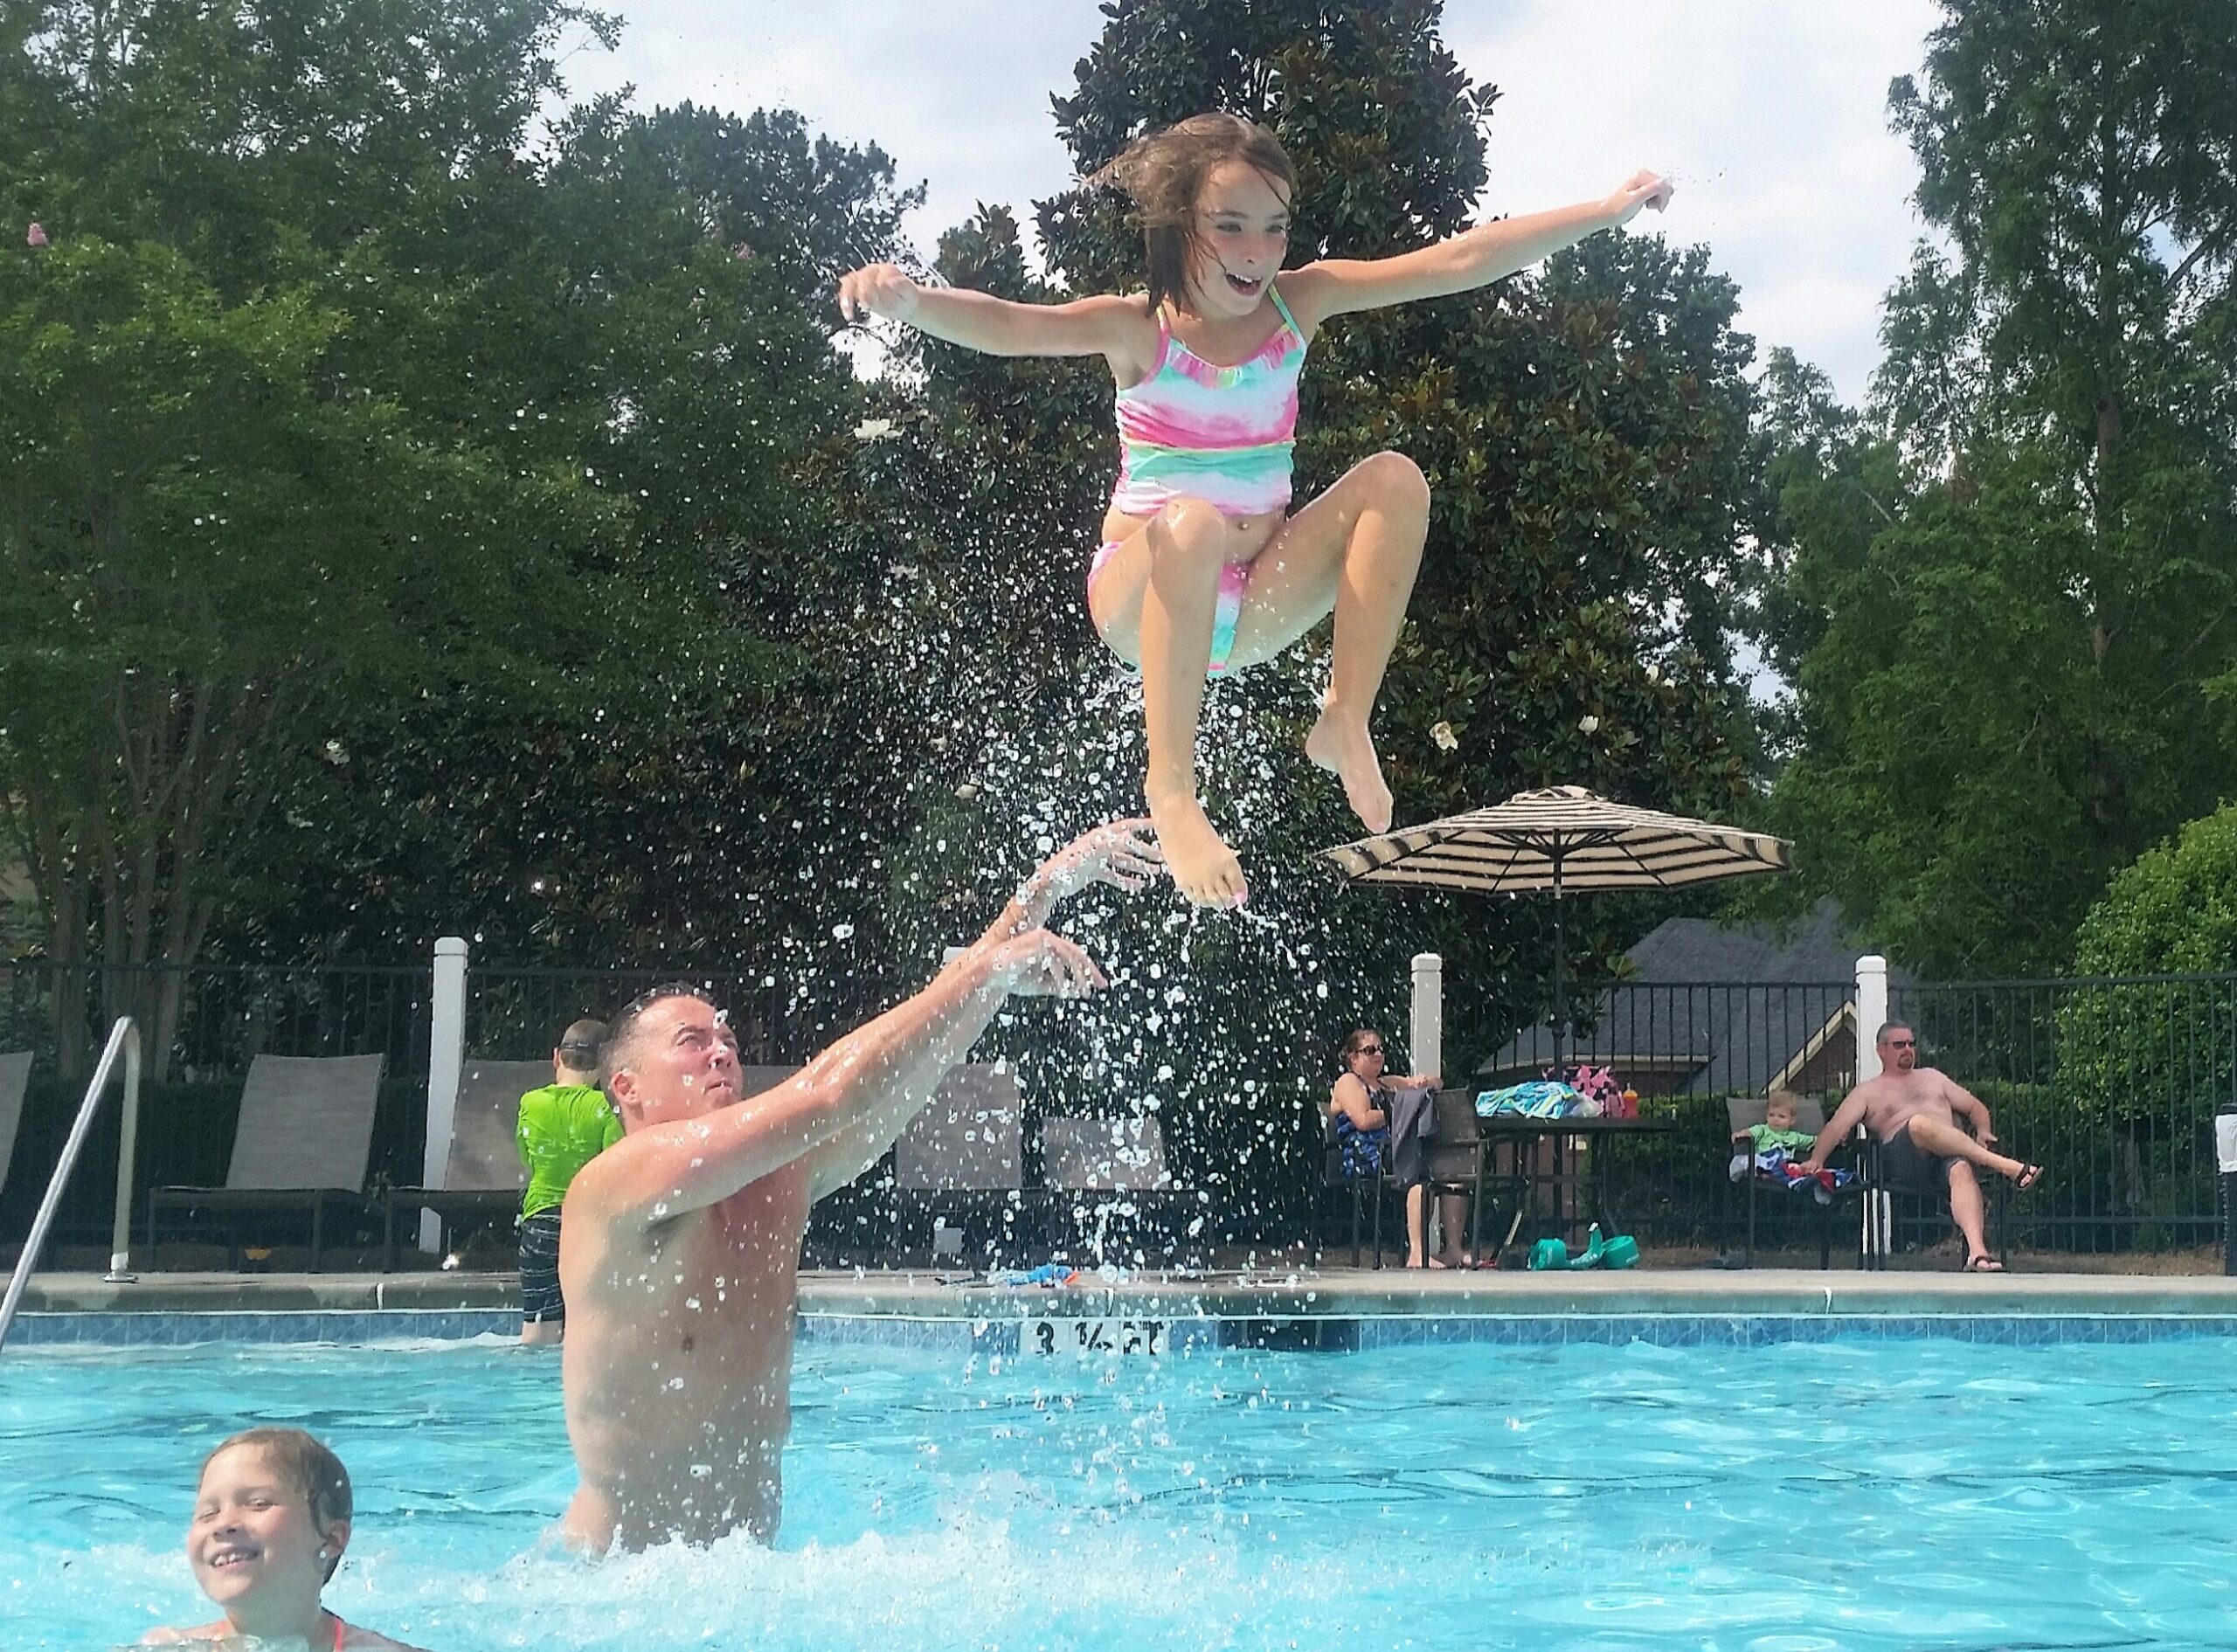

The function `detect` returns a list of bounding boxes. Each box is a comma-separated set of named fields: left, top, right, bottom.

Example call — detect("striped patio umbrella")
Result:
left=1322, top=785, right=1792, bottom=1056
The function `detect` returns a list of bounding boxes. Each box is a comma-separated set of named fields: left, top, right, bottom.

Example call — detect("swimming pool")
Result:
left=8, top=1327, right=2235, bottom=1650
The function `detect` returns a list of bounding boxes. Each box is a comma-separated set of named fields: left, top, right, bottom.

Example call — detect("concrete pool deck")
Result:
left=16, top=1266, right=2237, bottom=1322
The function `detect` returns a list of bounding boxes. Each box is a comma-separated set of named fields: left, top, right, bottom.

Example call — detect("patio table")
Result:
left=1466, top=1113, right=1676, bottom=1260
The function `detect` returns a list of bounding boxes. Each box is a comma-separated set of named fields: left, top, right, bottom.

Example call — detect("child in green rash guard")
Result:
left=1735, top=1090, right=1819, bottom=1157
left=515, top=1018, right=620, bottom=1346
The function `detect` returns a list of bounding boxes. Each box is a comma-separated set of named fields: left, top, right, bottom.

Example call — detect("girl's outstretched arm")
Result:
left=836, top=262, right=1151, bottom=362
left=1284, top=170, right=1673, bottom=327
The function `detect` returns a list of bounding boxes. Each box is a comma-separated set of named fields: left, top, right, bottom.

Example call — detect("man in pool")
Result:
left=556, top=821, right=1160, bottom=1551
left=1792, top=1020, right=2044, bottom=1271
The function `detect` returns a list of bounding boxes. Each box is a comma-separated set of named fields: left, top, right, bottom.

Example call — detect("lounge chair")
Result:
left=1725, top=1095, right=1866, bottom=1268
left=379, top=1057, right=550, bottom=1268
left=0, top=1051, right=32, bottom=1200
left=147, top=1053, right=386, bottom=1270
left=891, top=1063, right=1023, bottom=1265
left=1038, top=1112, right=1209, bottom=1268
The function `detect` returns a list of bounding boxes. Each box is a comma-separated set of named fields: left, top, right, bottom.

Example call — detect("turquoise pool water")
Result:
left=5, top=1329, right=2235, bottom=1650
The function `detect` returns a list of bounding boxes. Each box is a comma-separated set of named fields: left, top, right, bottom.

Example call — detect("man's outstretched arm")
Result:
left=577, top=931, right=1105, bottom=1230
left=803, top=821, right=1161, bottom=1200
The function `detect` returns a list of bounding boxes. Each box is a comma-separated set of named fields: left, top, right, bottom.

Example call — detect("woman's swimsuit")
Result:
left=1331, top=1078, right=1394, bottom=1179
left=1093, top=285, right=1308, bottom=674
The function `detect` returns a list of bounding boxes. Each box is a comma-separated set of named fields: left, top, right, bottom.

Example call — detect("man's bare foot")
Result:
left=1305, top=708, right=1393, bottom=834
left=1146, top=785, right=1247, bottom=908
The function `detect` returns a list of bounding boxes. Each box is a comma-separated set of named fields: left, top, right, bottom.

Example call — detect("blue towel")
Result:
left=1749, top=1145, right=1857, bottom=1194
left=999, top=1263, right=1081, bottom=1286
left=1476, top=1081, right=1586, bottom=1119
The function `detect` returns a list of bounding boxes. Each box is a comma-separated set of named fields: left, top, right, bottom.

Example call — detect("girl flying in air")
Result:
left=839, top=113, right=1670, bottom=907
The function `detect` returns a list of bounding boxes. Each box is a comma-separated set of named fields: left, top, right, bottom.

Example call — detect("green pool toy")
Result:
left=1525, top=1225, right=1639, bottom=1270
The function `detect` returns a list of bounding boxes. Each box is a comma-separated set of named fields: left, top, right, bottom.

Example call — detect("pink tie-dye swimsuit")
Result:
left=1092, top=285, right=1308, bottom=674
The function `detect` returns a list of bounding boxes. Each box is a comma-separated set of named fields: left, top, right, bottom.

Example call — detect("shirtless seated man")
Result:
left=1795, top=1019, right=2044, bottom=1272
left=557, top=821, right=1160, bottom=1552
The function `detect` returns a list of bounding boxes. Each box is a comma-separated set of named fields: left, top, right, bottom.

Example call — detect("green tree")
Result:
left=0, top=0, right=640, bottom=1064
left=2073, top=805, right=2237, bottom=976
left=1763, top=0, right=2237, bottom=976
left=840, top=0, right=1776, bottom=1234
left=0, top=0, right=915, bottom=1069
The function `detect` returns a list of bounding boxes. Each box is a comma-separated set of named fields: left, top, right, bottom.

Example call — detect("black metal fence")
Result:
left=1485, top=980, right=1862, bottom=1255
left=4, top=956, right=2233, bottom=1265
left=0, top=959, right=433, bottom=1246
left=1893, top=976, right=2235, bottom=1254
left=1466, top=975, right=2236, bottom=1260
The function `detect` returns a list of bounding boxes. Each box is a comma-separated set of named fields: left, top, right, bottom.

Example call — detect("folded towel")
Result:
left=1730, top=1145, right=1856, bottom=1201
left=1476, top=1081, right=1587, bottom=1119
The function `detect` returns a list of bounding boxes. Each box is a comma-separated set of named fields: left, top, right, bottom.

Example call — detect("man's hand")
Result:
left=1603, top=169, right=1673, bottom=227
left=985, top=929, right=1107, bottom=1000
left=836, top=262, right=923, bottom=325
left=1017, top=819, right=1165, bottom=922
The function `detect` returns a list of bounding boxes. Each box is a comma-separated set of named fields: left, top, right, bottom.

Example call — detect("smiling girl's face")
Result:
left=188, top=1444, right=341, bottom=1619
left=1186, top=159, right=1292, bottom=318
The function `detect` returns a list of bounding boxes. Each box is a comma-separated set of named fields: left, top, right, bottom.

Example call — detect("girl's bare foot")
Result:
left=1305, top=708, right=1393, bottom=833
left=1146, top=785, right=1247, bottom=908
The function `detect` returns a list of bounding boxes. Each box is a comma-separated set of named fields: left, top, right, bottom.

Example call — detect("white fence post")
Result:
left=423, top=936, right=469, bottom=1254
left=1855, top=955, right=1888, bottom=1082
left=1854, top=952, right=1890, bottom=1261
left=1409, top=953, right=1444, bottom=1085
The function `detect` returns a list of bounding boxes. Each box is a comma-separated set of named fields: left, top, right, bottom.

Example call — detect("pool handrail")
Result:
left=0, top=1017, right=142, bottom=1352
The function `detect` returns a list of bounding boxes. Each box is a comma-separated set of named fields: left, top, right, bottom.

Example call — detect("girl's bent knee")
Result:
left=1155, top=496, right=1229, bottom=545
left=1149, top=499, right=1230, bottom=569
left=1360, top=452, right=1431, bottom=515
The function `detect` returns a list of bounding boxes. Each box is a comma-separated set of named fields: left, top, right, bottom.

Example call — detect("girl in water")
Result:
left=143, top=1427, right=426, bottom=1650
left=838, top=114, right=1670, bottom=907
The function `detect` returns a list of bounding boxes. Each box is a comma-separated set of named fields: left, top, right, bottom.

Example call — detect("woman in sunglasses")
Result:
left=1328, top=1028, right=1467, bottom=1268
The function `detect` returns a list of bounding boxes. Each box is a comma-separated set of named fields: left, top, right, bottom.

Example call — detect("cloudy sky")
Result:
left=562, top=0, right=1945, bottom=404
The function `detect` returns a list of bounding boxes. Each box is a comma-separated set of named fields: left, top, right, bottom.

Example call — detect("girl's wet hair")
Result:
left=202, top=1427, right=351, bottom=1581
left=1086, top=112, right=1296, bottom=314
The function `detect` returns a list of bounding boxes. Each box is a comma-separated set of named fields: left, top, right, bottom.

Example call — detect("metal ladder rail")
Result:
left=0, top=1018, right=143, bottom=1351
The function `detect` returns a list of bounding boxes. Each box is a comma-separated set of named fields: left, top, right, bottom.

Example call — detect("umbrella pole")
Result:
left=1552, top=856, right=1566, bottom=1075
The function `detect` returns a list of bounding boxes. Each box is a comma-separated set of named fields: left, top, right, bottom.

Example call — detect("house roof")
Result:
left=1481, top=902, right=1908, bottom=1095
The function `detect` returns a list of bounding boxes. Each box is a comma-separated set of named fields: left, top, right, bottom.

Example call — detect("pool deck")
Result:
left=17, top=1266, right=2237, bottom=1321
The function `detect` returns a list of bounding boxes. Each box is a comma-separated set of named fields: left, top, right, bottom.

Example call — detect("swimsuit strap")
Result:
left=329, top=1612, right=347, bottom=1651
left=1146, top=302, right=1174, bottom=377
left=1266, top=280, right=1301, bottom=339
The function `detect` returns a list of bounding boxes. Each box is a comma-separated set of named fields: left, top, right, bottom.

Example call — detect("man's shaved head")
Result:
left=601, top=983, right=717, bottom=1089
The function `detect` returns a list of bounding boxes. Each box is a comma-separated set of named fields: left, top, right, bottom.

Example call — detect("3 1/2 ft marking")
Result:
left=1026, top=1317, right=1167, bottom=1357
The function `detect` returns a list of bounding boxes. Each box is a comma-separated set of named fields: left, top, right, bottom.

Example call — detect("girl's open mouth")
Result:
left=1222, top=272, right=1263, bottom=295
